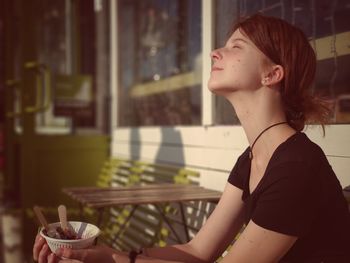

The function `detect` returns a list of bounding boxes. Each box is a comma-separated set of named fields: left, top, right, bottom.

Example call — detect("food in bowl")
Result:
left=43, top=226, right=80, bottom=240
left=40, top=221, right=100, bottom=253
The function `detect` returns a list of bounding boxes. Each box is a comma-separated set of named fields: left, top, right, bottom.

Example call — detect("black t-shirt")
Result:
left=228, top=132, right=350, bottom=262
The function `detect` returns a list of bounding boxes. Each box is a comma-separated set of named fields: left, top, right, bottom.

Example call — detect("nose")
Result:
left=210, top=48, right=222, bottom=61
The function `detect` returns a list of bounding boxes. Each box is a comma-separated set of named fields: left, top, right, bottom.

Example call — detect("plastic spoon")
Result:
left=58, top=204, right=77, bottom=239
left=58, top=205, right=68, bottom=232
left=33, top=206, right=58, bottom=238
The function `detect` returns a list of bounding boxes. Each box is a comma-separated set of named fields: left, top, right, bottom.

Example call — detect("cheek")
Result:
left=231, top=59, right=261, bottom=86
left=228, top=59, right=241, bottom=74
left=229, top=56, right=249, bottom=73
left=238, top=59, right=260, bottom=76
left=231, top=57, right=241, bottom=66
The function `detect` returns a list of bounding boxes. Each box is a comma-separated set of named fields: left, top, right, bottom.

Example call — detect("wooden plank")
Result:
left=85, top=194, right=222, bottom=208
left=65, top=187, right=220, bottom=202
left=63, top=184, right=221, bottom=211
left=62, top=186, right=195, bottom=198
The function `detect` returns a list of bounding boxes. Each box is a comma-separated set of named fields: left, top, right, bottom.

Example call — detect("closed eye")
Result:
left=232, top=45, right=241, bottom=49
left=225, top=37, right=248, bottom=49
left=224, top=44, right=241, bottom=49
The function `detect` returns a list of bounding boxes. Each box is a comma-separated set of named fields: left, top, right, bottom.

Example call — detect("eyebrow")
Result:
left=229, top=38, right=249, bottom=44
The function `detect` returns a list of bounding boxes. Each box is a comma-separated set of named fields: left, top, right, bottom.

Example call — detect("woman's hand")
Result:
left=33, top=232, right=123, bottom=263
left=33, top=233, right=57, bottom=263
left=111, top=252, right=131, bottom=263
left=55, top=245, right=123, bottom=263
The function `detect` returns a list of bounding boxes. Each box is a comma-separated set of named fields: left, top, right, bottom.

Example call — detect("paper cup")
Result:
left=40, top=221, right=100, bottom=253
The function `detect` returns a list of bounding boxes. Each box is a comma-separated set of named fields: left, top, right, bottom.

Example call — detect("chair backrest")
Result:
left=100, top=159, right=203, bottom=251
left=98, top=159, right=222, bottom=253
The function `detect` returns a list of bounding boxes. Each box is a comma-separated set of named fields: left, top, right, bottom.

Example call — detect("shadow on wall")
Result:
left=130, top=127, right=185, bottom=166
left=130, top=128, right=141, bottom=161
left=129, top=128, right=214, bottom=247
left=156, top=128, right=184, bottom=166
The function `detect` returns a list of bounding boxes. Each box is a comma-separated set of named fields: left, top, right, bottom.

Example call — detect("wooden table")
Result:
left=63, top=184, right=222, bottom=243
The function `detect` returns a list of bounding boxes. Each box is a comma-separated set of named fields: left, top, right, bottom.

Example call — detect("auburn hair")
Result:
left=232, top=13, right=331, bottom=131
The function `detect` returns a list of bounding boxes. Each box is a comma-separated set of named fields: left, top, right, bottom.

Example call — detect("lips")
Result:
left=211, top=66, right=223, bottom=72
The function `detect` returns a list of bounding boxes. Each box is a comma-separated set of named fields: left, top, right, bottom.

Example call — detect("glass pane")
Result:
left=35, top=0, right=110, bottom=134
left=35, top=0, right=70, bottom=134
left=118, top=0, right=202, bottom=126
left=215, top=0, right=350, bottom=125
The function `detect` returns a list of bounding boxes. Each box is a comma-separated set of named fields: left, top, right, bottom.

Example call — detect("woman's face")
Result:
left=208, top=28, right=268, bottom=95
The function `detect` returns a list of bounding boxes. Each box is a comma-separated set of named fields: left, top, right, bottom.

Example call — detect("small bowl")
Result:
left=40, top=221, right=100, bottom=253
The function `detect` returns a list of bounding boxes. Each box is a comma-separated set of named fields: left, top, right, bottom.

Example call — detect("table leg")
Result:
left=111, top=205, right=138, bottom=243
left=178, top=202, right=190, bottom=242
left=155, top=204, right=183, bottom=244
left=97, top=208, right=105, bottom=226
left=79, top=203, right=84, bottom=221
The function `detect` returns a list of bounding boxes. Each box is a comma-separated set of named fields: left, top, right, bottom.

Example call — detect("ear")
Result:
left=261, top=65, right=284, bottom=87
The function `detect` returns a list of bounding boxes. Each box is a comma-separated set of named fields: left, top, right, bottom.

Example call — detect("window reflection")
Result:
left=35, top=0, right=110, bottom=133
left=215, top=0, right=350, bottom=125
left=118, top=0, right=202, bottom=126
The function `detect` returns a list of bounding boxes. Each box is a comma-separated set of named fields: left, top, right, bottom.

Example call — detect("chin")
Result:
left=208, top=84, right=237, bottom=96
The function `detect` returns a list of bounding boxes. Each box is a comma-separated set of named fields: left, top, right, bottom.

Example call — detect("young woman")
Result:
left=33, top=13, right=350, bottom=263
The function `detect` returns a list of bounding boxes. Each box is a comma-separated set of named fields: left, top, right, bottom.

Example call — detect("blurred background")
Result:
left=0, top=0, right=349, bottom=262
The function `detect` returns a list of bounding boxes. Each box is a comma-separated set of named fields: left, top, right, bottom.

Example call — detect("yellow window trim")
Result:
left=129, top=32, right=350, bottom=98
left=311, top=31, right=350, bottom=61
left=130, top=71, right=200, bottom=98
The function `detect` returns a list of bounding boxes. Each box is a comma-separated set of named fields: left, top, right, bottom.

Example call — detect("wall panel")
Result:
left=112, top=125, right=350, bottom=190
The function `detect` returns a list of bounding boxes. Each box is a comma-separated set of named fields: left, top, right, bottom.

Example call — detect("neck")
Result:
left=225, top=88, right=295, bottom=159
left=227, top=89, right=286, bottom=142
left=249, top=121, right=288, bottom=159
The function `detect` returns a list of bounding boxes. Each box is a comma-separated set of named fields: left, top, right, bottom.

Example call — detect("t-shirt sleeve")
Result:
left=227, top=149, right=250, bottom=190
left=251, top=162, right=320, bottom=237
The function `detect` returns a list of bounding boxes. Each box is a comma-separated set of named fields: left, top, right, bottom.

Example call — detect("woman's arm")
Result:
left=39, top=183, right=246, bottom=263
left=141, top=183, right=246, bottom=262
left=220, top=220, right=297, bottom=263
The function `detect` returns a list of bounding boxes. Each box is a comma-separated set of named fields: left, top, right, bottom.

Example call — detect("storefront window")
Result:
left=34, top=0, right=110, bottom=134
left=215, top=0, right=350, bottom=125
left=118, top=0, right=202, bottom=126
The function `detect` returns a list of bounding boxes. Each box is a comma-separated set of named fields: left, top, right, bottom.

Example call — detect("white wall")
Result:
left=112, top=125, right=350, bottom=191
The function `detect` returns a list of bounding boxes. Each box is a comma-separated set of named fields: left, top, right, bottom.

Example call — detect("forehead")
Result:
left=226, top=29, right=251, bottom=43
